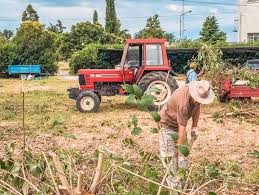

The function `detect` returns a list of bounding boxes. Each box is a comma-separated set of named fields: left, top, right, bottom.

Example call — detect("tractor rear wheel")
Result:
left=76, top=91, right=100, bottom=113
left=138, top=71, right=178, bottom=110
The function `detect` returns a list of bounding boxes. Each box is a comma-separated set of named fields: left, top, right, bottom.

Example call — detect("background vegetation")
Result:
left=1, top=1, right=259, bottom=75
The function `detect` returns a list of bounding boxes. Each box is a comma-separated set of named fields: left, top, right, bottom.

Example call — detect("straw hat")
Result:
left=189, top=80, right=215, bottom=104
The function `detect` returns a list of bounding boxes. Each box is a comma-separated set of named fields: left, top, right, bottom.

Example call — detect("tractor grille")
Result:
left=79, top=74, right=86, bottom=85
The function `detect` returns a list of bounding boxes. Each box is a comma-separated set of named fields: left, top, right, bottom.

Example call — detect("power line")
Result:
left=0, top=11, right=237, bottom=22
left=171, top=0, right=259, bottom=7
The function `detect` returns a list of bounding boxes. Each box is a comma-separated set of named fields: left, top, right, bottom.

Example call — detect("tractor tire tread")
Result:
left=138, top=71, right=179, bottom=111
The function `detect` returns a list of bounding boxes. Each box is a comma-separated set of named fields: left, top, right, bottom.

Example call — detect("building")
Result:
left=238, top=0, right=259, bottom=43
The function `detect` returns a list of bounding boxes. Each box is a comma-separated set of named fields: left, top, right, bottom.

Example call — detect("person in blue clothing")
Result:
left=186, top=62, right=198, bottom=84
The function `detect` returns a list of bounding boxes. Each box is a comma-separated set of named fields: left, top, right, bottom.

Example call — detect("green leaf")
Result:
left=11, top=162, right=21, bottom=177
left=177, top=145, right=190, bottom=157
left=148, top=183, right=159, bottom=194
left=63, top=133, right=76, bottom=139
left=248, top=150, right=259, bottom=159
left=122, top=84, right=134, bottom=94
left=150, top=112, right=161, bottom=122
left=125, top=94, right=136, bottom=104
left=132, top=115, right=138, bottom=127
left=171, top=132, right=179, bottom=142
left=150, top=128, right=159, bottom=133
left=131, top=127, right=142, bottom=135
left=178, top=168, right=187, bottom=178
left=133, top=84, right=144, bottom=99
left=208, top=192, right=217, bottom=195
left=140, top=95, right=155, bottom=106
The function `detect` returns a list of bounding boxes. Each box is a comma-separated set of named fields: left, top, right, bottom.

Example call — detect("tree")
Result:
left=22, top=4, right=39, bottom=21
left=199, top=16, right=226, bottom=44
left=13, top=21, right=57, bottom=73
left=47, top=20, right=66, bottom=33
left=135, top=15, right=164, bottom=38
left=1, top=30, right=14, bottom=40
left=105, top=0, right=120, bottom=34
left=164, top=32, right=176, bottom=46
left=0, top=34, right=7, bottom=45
left=93, top=10, right=98, bottom=24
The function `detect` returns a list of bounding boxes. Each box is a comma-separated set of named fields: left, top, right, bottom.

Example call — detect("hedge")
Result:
left=70, top=45, right=259, bottom=74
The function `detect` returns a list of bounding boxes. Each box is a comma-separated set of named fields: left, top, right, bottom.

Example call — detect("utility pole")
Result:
left=180, top=15, right=182, bottom=42
left=182, top=0, right=185, bottom=39
left=179, top=10, right=192, bottom=42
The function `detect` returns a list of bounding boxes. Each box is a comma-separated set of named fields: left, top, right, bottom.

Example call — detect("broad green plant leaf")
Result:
left=140, top=95, right=155, bottom=105
left=138, top=95, right=155, bottom=110
left=133, top=84, right=144, bottom=99
left=150, top=112, right=161, bottom=122
left=131, top=127, right=142, bottom=135
left=122, top=84, right=134, bottom=94
left=171, top=132, right=179, bottom=142
left=177, top=145, right=190, bottom=157
left=150, top=128, right=159, bottom=133
left=132, top=115, right=138, bottom=127
left=125, top=94, right=136, bottom=104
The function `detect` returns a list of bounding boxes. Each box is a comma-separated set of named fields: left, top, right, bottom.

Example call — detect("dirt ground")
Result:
left=0, top=76, right=258, bottom=193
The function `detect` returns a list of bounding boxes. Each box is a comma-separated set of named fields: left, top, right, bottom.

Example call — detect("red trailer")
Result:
left=219, top=76, right=259, bottom=102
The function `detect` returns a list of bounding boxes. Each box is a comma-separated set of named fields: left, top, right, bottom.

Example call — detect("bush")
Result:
left=0, top=43, right=16, bottom=74
left=0, top=21, right=58, bottom=75
left=70, top=43, right=123, bottom=74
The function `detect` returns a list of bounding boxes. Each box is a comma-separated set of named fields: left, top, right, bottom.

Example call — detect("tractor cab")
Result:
left=68, top=39, right=179, bottom=113
left=121, top=39, right=171, bottom=83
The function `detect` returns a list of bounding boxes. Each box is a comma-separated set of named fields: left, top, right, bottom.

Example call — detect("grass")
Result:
left=0, top=76, right=258, bottom=194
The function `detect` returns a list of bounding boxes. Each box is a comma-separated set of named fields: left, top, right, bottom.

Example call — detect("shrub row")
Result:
left=70, top=45, right=259, bottom=74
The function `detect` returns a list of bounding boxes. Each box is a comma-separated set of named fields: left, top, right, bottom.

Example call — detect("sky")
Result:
left=0, top=0, right=239, bottom=41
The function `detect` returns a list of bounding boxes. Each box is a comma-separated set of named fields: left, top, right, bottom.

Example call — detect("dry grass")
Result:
left=0, top=76, right=258, bottom=193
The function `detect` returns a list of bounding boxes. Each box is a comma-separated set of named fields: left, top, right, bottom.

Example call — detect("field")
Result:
left=0, top=76, right=258, bottom=194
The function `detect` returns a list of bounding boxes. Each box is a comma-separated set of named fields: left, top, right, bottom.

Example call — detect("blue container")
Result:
left=8, top=65, right=41, bottom=75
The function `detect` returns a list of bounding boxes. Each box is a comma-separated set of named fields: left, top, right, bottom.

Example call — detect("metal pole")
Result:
left=239, top=13, right=242, bottom=42
left=180, top=15, right=182, bottom=42
left=182, top=0, right=185, bottom=39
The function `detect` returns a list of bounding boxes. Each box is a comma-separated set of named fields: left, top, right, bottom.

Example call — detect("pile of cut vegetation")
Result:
left=195, top=44, right=259, bottom=89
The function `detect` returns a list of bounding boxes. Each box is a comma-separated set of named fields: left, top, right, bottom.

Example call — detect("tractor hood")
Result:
left=78, top=69, right=123, bottom=79
left=77, top=68, right=134, bottom=90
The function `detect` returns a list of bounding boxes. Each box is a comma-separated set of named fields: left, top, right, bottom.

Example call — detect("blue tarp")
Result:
left=8, top=65, right=41, bottom=75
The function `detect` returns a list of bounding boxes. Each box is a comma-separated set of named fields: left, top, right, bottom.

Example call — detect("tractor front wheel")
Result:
left=138, top=71, right=178, bottom=110
left=76, top=91, right=100, bottom=113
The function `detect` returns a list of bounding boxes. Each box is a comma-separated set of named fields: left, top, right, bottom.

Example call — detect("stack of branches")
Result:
left=195, top=43, right=259, bottom=89
left=0, top=144, right=105, bottom=195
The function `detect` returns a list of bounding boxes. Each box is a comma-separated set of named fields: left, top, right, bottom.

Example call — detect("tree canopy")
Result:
left=47, top=20, right=66, bottom=34
left=199, top=16, right=226, bottom=44
left=22, top=4, right=39, bottom=21
left=105, top=0, right=120, bottom=34
left=93, top=10, right=99, bottom=24
left=135, top=15, right=164, bottom=38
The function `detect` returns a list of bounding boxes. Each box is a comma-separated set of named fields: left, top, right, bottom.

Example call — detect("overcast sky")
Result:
left=0, top=0, right=238, bottom=41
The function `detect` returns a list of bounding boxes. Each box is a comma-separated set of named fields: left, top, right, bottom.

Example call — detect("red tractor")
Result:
left=68, top=39, right=179, bottom=112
